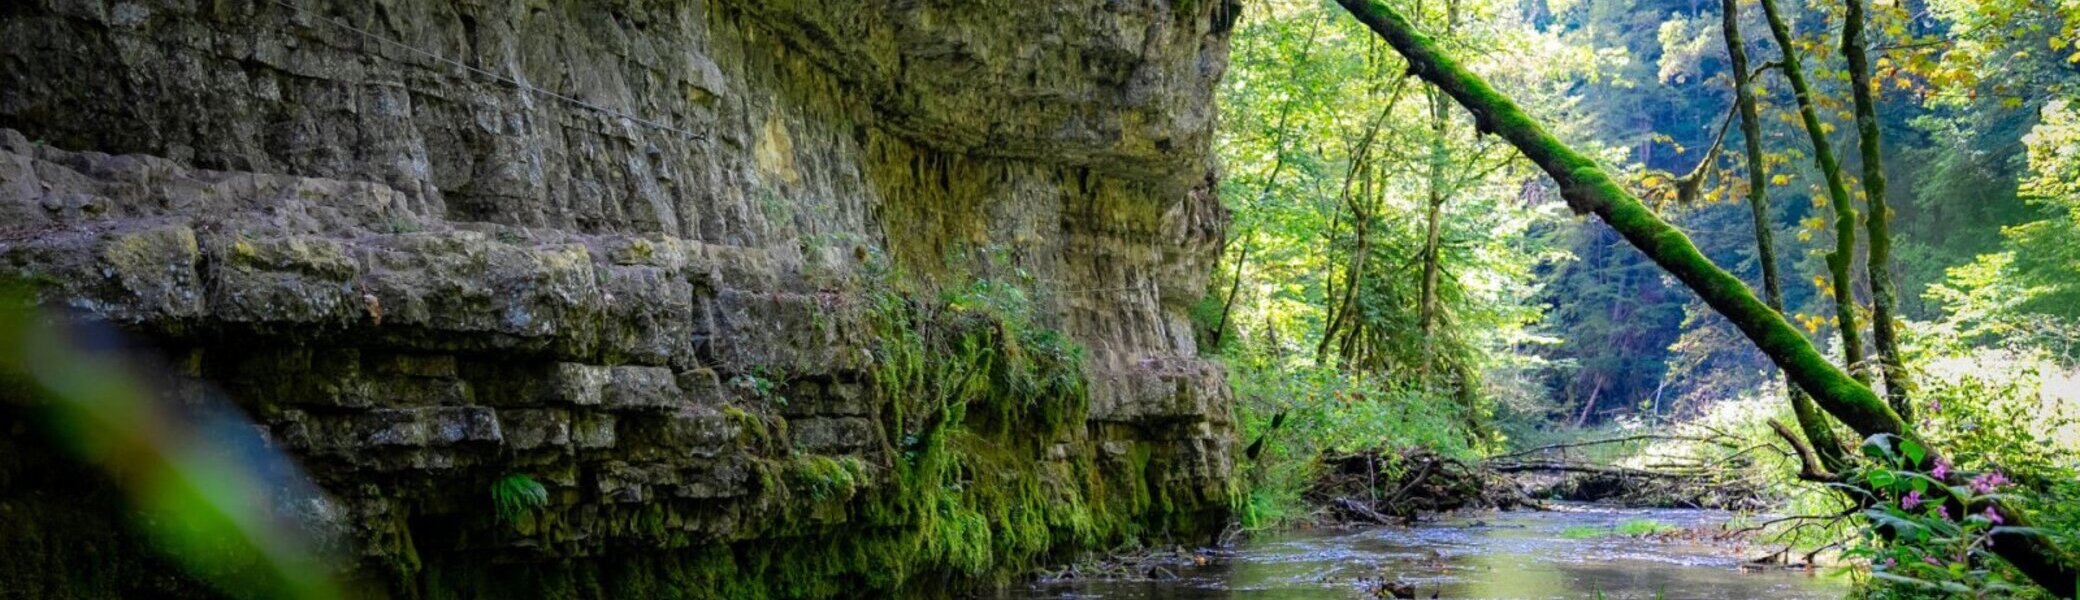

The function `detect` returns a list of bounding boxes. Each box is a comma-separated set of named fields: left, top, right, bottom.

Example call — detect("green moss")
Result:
left=787, top=454, right=870, bottom=502
left=725, top=404, right=777, bottom=452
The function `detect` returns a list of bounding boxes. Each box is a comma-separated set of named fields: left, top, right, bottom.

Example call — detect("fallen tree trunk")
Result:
left=1489, top=433, right=1733, bottom=460
left=1329, top=1, right=2078, bottom=594
left=1486, top=460, right=1701, bottom=478
left=1330, top=497, right=1398, bottom=525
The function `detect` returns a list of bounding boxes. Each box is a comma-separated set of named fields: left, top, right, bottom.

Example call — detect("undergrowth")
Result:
left=1226, top=351, right=1480, bottom=530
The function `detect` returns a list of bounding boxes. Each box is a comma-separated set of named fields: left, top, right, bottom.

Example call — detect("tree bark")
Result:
left=1723, top=0, right=1848, bottom=471
left=1757, top=0, right=1869, bottom=384
left=1844, top=0, right=1914, bottom=419
left=1420, top=0, right=1459, bottom=376
left=1210, top=231, right=1251, bottom=350
left=1329, top=1, right=2077, bottom=593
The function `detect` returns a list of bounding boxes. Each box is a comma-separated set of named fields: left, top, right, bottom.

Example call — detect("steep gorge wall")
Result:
left=0, top=0, right=1238, bottom=597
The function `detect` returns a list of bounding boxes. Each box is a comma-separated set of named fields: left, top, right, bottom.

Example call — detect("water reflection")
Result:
left=1008, top=505, right=1847, bottom=599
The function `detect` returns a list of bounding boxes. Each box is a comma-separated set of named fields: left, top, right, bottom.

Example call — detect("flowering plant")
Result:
left=1845, top=434, right=2047, bottom=597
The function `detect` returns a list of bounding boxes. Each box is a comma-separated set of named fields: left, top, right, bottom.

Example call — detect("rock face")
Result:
left=0, top=0, right=1238, bottom=597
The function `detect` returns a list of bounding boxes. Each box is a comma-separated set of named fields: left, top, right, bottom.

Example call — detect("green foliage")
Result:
left=1560, top=519, right=1677, bottom=538
left=1617, top=518, right=1679, bottom=536
left=490, top=474, right=549, bottom=528
left=1228, top=351, right=1478, bottom=529
left=1845, top=435, right=2052, bottom=598
left=1215, top=0, right=1578, bottom=528
left=730, top=368, right=789, bottom=405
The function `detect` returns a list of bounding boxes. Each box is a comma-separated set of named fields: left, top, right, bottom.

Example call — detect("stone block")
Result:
left=542, top=362, right=610, bottom=406
left=788, top=417, right=880, bottom=454
left=615, top=407, right=737, bottom=460
left=500, top=409, right=572, bottom=450
left=204, top=234, right=358, bottom=325
left=603, top=365, right=680, bottom=409
left=345, top=406, right=502, bottom=448
left=572, top=411, right=618, bottom=449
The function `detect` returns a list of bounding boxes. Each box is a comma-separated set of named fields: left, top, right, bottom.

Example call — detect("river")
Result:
left=1007, top=505, right=1848, bottom=599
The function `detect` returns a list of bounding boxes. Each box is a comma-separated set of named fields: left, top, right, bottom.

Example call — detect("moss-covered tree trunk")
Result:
left=1722, top=0, right=1849, bottom=471
left=1757, top=0, right=1870, bottom=385
left=1328, top=1, right=2077, bottom=593
left=1420, top=86, right=1447, bottom=345
left=1843, top=0, right=1914, bottom=420
left=1420, top=0, right=1459, bottom=372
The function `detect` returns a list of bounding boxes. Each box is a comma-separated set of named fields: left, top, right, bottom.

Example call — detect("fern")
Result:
left=490, top=474, right=549, bottom=525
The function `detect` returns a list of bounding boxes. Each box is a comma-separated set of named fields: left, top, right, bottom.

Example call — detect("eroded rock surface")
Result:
left=0, top=0, right=1238, bottom=597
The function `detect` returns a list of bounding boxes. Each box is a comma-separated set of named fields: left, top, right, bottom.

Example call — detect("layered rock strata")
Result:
left=0, top=0, right=1238, bottom=597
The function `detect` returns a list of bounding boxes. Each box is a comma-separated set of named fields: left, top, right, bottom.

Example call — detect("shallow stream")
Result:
left=1007, top=505, right=1847, bottom=599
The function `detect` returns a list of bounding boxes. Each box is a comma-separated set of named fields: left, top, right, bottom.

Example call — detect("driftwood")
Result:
left=1767, top=418, right=1839, bottom=482
left=1309, top=449, right=1546, bottom=525
left=1330, top=497, right=1397, bottom=525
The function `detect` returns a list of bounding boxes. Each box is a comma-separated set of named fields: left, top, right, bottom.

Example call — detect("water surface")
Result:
left=1007, top=505, right=1847, bottom=599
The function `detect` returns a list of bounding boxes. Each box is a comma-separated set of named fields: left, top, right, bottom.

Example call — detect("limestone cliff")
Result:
left=0, top=0, right=1238, bottom=597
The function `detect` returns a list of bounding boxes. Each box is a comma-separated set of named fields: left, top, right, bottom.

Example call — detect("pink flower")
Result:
left=1932, top=457, right=1952, bottom=480
left=1984, top=507, right=2004, bottom=525
left=1924, top=555, right=1944, bottom=567
left=1881, top=557, right=1898, bottom=569
left=1928, top=399, right=1942, bottom=414
left=1901, top=490, right=1924, bottom=510
left=1937, top=505, right=1951, bottom=521
left=1970, top=471, right=2009, bottom=494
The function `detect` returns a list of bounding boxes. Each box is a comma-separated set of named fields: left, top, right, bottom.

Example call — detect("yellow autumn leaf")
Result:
left=1771, top=174, right=1791, bottom=186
